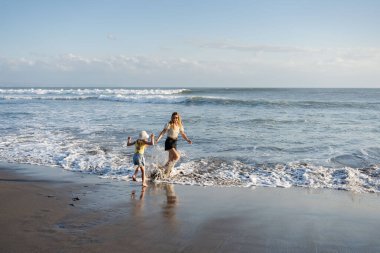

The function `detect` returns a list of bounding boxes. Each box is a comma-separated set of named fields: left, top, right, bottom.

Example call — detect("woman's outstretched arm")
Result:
left=181, top=132, right=192, bottom=144
left=156, top=128, right=167, bottom=143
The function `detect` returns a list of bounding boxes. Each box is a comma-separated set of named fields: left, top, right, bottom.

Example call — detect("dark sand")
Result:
left=1, top=162, right=380, bottom=253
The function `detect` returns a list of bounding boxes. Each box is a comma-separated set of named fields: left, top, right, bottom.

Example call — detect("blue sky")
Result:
left=1, top=0, right=380, bottom=87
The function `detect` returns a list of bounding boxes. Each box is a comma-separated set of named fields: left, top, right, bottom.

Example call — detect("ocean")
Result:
left=1, top=88, right=380, bottom=192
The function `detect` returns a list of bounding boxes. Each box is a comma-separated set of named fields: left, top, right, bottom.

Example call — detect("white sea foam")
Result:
left=0, top=130, right=130, bottom=174
left=1, top=130, right=380, bottom=192
left=0, top=88, right=191, bottom=104
left=0, top=92, right=213, bottom=106
left=98, top=94, right=188, bottom=104
left=158, top=159, right=380, bottom=193
left=0, top=88, right=189, bottom=95
left=0, top=129, right=167, bottom=182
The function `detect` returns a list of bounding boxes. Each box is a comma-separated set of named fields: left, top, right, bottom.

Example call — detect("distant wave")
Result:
left=0, top=88, right=191, bottom=103
left=1, top=90, right=379, bottom=110
left=0, top=88, right=189, bottom=96
left=184, top=97, right=380, bottom=109
left=97, top=95, right=188, bottom=104
left=232, top=118, right=308, bottom=125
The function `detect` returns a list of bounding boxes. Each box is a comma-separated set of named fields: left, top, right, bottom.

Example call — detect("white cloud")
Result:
left=0, top=47, right=380, bottom=87
left=107, top=34, right=117, bottom=40
left=198, top=41, right=309, bottom=54
left=197, top=40, right=380, bottom=68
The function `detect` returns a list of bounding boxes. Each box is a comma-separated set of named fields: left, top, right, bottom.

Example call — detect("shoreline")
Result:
left=1, top=162, right=380, bottom=252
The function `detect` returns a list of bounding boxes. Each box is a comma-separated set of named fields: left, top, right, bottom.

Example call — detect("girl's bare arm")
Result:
left=145, top=133, right=155, bottom=145
left=127, top=137, right=135, bottom=146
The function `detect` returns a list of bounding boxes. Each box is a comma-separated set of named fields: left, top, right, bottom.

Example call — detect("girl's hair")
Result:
left=169, top=112, right=183, bottom=128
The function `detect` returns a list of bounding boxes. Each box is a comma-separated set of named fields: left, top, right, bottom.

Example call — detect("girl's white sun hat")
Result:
left=139, top=131, right=149, bottom=140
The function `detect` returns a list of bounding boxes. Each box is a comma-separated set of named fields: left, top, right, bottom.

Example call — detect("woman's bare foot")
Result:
left=132, top=175, right=137, bottom=181
left=164, top=161, right=175, bottom=178
left=142, top=182, right=148, bottom=187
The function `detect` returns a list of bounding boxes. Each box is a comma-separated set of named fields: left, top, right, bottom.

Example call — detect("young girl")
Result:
left=127, top=131, right=155, bottom=187
left=156, top=112, right=192, bottom=177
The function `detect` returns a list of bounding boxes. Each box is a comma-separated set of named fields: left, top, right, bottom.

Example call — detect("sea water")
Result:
left=1, top=88, right=380, bottom=192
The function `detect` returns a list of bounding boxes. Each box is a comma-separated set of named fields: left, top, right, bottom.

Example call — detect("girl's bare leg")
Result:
left=132, top=167, right=138, bottom=181
left=141, top=166, right=147, bottom=187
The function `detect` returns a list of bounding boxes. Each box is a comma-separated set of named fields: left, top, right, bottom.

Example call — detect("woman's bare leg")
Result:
left=164, top=149, right=180, bottom=177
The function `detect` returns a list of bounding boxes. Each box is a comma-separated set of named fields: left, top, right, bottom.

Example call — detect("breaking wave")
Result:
left=0, top=88, right=189, bottom=95
left=1, top=88, right=379, bottom=109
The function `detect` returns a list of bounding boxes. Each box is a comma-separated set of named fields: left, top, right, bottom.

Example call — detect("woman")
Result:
left=156, top=112, right=192, bottom=177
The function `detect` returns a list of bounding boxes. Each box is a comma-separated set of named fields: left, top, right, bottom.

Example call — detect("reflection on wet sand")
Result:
left=162, top=184, right=177, bottom=222
left=130, top=186, right=146, bottom=217
left=130, top=183, right=178, bottom=226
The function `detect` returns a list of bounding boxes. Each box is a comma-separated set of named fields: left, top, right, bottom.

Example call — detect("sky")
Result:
left=1, top=0, right=380, bottom=88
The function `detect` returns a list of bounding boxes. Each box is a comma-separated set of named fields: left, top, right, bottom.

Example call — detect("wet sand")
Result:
left=1, top=162, right=380, bottom=253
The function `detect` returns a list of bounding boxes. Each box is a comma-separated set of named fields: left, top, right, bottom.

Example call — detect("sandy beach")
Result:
left=1, top=162, right=380, bottom=253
